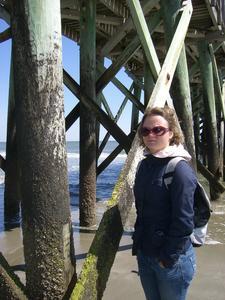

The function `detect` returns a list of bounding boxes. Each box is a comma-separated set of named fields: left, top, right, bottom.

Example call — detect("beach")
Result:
left=1, top=140, right=225, bottom=299
left=1, top=199, right=225, bottom=299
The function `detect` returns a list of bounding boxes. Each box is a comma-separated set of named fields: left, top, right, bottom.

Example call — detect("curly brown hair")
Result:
left=138, top=106, right=184, bottom=146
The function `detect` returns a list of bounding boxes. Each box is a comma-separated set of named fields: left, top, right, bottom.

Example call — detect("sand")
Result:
left=1, top=199, right=225, bottom=300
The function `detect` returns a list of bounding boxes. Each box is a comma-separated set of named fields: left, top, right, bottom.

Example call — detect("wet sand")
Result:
left=1, top=199, right=225, bottom=300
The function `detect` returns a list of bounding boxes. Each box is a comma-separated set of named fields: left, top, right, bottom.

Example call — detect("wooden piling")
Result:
left=79, top=0, right=97, bottom=227
left=160, top=0, right=197, bottom=170
left=4, top=60, right=21, bottom=228
left=198, top=40, right=221, bottom=200
left=11, top=0, right=76, bottom=298
left=144, top=55, right=155, bottom=107
left=130, top=83, right=141, bottom=132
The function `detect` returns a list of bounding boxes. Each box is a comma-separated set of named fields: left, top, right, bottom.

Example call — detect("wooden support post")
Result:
left=65, top=104, right=80, bottom=131
left=0, top=27, right=11, bottom=43
left=209, top=44, right=225, bottom=119
left=96, top=10, right=161, bottom=94
left=79, top=0, right=97, bottom=227
left=4, top=59, right=21, bottom=229
left=144, top=55, right=155, bottom=107
left=100, top=0, right=159, bottom=57
left=11, top=1, right=76, bottom=298
left=97, top=63, right=145, bottom=113
left=160, top=0, right=197, bottom=170
left=198, top=41, right=221, bottom=200
left=70, top=4, right=193, bottom=298
left=97, top=132, right=135, bottom=176
left=98, top=84, right=133, bottom=159
left=131, top=83, right=141, bottom=132
left=63, top=70, right=132, bottom=153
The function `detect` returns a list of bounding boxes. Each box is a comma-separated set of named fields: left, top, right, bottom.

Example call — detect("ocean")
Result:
left=0, top=141, right=126, bottom=232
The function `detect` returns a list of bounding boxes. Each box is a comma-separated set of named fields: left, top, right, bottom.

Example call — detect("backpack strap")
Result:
left=164, top=157, right=186, bottom=189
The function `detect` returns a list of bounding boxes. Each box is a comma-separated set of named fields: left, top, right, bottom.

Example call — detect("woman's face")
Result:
left=141, top=115, right=173, bottom=154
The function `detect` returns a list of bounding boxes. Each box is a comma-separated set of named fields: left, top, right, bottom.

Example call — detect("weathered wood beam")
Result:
left=155, top=24, right=205, bottom=39
left=0, top=5, right=10, bottom=24
left=127, top=0, right=161, bottom=80
left=197, top=160, right=225, bottom=193
left=186, top=45, right=198, bottom=63
left=99, top=0, right=129, bottom=18
left=65, top=104, right=80, bottom=131
left=131, top=83, right=141, bottom=131
left=209, top=43, right=225, bottom=119
left=100, top=0, right=159, bottom=57
left=205, top=0, right=221, bottom=28
left=0, top=27, right=11, bottom=42
left=97, top=63, right=145, bottom=113
left=0, top=252, right=27, bottom=300
left=65, top=92, right=115, bottom=133
left=98, top=84, right=133, bottom=159
left=61, top=9, right=124, bottom=26
left=96, top=10, right=161, bottom=95
left=206, top=30, right=225, bottom=42
left=161, top=0, right=196, bottom=169
left=4, top=59, right=21, bottom=225
left=189, top=62, right=199, bottom=82
left=147, top=1, right=193, bottom=107
left=198, top=40, right=220, bottom=200
left=99, top=93, right=114, bottom=119
left=125, top=70, right=144, bottom=90
left=97, top=132, right=135, bottom=176
left=212, top=41, right=225, bottom=52
left=205, top=0, right=225, bottom=55
left=70, top=3, right=193, bottom=299
left=144, top=54, right=155, bottom=107
left=0, top=154, right=6, bottom=172
left=63, top=70, right=132, bottom=153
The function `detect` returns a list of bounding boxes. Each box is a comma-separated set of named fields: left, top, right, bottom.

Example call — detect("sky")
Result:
left=0, top=18, right=141, bottom=142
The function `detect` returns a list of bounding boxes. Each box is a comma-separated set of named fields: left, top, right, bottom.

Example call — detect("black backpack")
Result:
left=163, top=157, right=212, bottom=247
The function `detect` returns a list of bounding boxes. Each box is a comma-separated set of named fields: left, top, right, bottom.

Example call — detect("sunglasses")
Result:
left=140, top=126, right=170, bottom=137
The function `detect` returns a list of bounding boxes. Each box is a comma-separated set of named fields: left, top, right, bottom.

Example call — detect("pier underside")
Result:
left=0, top=0, right=225, bottom=299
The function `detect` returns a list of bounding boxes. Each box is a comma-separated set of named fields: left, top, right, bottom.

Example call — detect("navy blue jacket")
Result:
left=133, top=155, right=197, bottom=267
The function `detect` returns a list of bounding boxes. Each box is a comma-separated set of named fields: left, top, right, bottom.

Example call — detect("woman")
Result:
left=132, top=106, right=197, bottom=300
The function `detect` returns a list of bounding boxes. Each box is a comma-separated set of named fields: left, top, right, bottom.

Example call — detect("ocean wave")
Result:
left=0, top=174, right=5, bottom=185
left=0, top=152, right=5, bottom=158
left=67, top=152, right=127, bottom=159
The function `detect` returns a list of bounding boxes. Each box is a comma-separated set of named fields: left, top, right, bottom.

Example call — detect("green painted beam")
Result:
left=63, top=70, right=132, bottom=153
left=100, top=0, right=159, bottom=57
left=127, top=0, right=161, bottom=80
left=97, top=63, right=145, bottom=113
left=0, top=27, right=11, bottom=42
left=209, top=43, right=225, bottom=119
left=131, top=83, right=141, bottom=132
left=98, top=84, right=133, bottom=159
left=147, top=1, right=193, bottom=107
left=96, top=10, right=161, bottom=94
left=198, top=40, right=220, bottom=200
left=69, top=3, right=194, bottom=299
left=65, top=104, right=80, bottom=131
left=161, top=0, right=196, bottom=170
